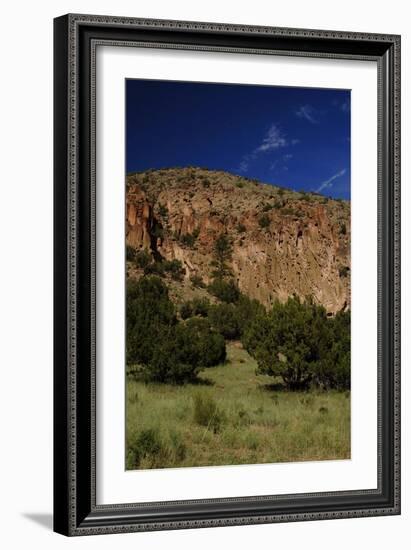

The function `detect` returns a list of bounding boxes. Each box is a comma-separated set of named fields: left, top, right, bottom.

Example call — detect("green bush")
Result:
left=143, top=261, right=165, bottom=277
left=135, top=249, right=151, bottom=269
left=126, top=276, right=176, bottom=366
left=242, top=296, right=350, bottom=391
left=312, top=311, right=351, bottom=390
left=191, top=297, right=210, bottom=317
left=137, top=316, right=226, bottom=384
left=235, top=295, right=266, bottom=334
left=180, top=318, right=226, bottom=368
left=180, top=298, right=210, bottom=320
left=208, top=295, right=265, bottom=340
left=208, top=278, right=240, bottom=303
left=126, top=427, right=188, bottom=469
left=127, top=428, right=163, bottom=469
left=208, top=303, right=241, bottom=340
left=163, top=259, right=185, bottom=280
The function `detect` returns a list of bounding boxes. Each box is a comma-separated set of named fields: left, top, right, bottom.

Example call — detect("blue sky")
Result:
left=126, top=79, right=351, bottom=199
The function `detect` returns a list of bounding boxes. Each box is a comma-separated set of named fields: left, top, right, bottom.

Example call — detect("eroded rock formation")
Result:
left=126, top=167, right=350, bottom=313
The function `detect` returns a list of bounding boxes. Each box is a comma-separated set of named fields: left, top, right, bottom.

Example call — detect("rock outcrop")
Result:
left=126, top=167, right=350, bottom=313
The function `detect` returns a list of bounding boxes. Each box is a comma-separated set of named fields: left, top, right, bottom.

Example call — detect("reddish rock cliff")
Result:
left=126, top=167, right=350, bottom=313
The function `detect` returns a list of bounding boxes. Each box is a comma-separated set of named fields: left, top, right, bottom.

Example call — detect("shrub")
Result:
left=340, top=223, right=347, bottom=235
left=193, top=394, right=224, bottom=433
left=135, top=249, right=151, bottom=269
left=243, top=297, right=350, bottom=391
left=168, top=431, right=187, bottom=462
left=141, top=318, right=226, bottom=384
left=180, top=298, right=210, bottom=320
left=300, top=191, right=312, bottom=202
left=208, top=303, right=241, bottom=340
left=126, top=245, right=136, bottom=262
left=258, top=214, right=271, bottom=228
left=158, top=203, right=168, bottom=219
left=180, top=228, right=200, bottom=247
left=163, top=259, right=185, bottom=280
left=191, top=297, right=210, bottom=317
left=152, top=224, right=164, bottom=240
left=126, top=427, right=188, bottom=469
left=262, top=203, right=273, bottom=212
left=143, top=261, right=165, bottom=277
left=208, top=278, right=240, bottom=303
left=243, top=297, right=329, bottom=390
left=312, top=310, right=351, bottom=390
left=180, top=301, right=193, bottom=320
left=145, top=332, right=201, bottom=384
left=235, top=180, right=244, bottom=188
left=211, top=234, right=233, bottom=279
left=126, top=276, right=176, bottom=366
left=339, top=265, right=350, bottom=278
left=127, top=428, right=163, bottom=469
left=208, top=295, right=264, bottom=340
left=237, top=223, right=246, bottom=233
left=181, top=318, right=226, bottom=368
left=235, top=295, right=266, bottom=334
left=190, top=274, right=206, bottom=288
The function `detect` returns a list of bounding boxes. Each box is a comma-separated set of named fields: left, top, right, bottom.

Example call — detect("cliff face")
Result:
left=126, top=167, right=350, bottom=313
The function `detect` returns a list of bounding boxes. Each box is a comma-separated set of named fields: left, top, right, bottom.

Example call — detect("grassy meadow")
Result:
left=126, top=342, right=351, bottom=470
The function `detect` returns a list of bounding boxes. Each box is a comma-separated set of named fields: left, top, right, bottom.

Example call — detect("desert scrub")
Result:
left=258, top=214, right=271, bottom=228
left=127, top=427, right=188, bottom=469
left=190, top=274, right=206, bottom=288
left=126, top=427, right=164, bottom=469
left=180, top=228, right=200, bottom=247
left=193, top=393, right=225, bottom=434
left=339, top=265, right=350, bottom=278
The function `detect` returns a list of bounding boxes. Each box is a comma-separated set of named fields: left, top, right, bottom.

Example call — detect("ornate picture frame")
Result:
left=53, top=14, right=400, bottom=536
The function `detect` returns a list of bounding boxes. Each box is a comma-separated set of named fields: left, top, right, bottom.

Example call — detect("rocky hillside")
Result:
left=126, top=167, right=350, bottom=313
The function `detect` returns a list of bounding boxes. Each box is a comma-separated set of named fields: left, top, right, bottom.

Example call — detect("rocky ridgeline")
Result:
left=126, top=167, right=350, bottom=313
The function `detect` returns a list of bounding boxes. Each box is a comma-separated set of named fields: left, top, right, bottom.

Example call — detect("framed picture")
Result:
left=53, top=14, right=401, bottom=536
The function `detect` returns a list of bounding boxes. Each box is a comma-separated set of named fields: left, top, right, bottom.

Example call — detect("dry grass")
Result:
left=126, top=343, right=350, bottom=469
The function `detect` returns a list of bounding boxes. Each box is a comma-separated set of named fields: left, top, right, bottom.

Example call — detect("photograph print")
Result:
left=125, top=79, right=351, bottom=471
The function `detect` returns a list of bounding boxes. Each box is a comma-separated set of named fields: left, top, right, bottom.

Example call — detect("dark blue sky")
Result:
left=126, top=79, right=351, bottom=199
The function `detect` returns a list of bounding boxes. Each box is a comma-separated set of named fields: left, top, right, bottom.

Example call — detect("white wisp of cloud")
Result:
left=315, top=169, right=347, bottom=194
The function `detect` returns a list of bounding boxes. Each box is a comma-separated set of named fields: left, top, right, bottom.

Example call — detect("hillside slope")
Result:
left=126, top=167, right=350, bottom=313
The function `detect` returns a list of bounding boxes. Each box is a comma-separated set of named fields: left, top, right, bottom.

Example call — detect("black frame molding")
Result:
left=54, top=13, right=401, bottom=536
